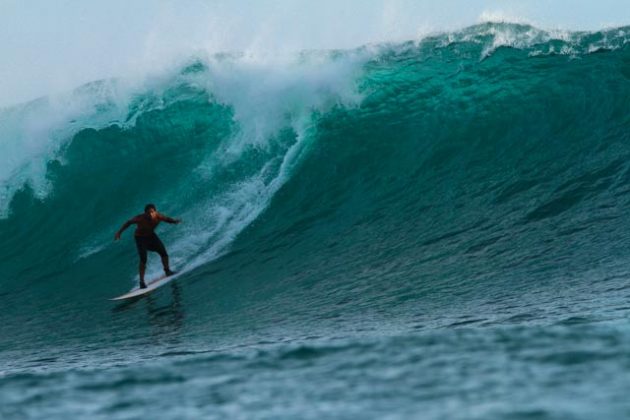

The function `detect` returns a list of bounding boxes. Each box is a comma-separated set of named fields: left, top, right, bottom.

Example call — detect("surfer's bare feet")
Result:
left=139, top=281, right=147, bottom=289
left=165, top=269, right=176, bottom=277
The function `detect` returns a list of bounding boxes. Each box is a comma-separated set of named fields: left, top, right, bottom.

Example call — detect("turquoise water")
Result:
left=2, top=23, right=630, bottom=418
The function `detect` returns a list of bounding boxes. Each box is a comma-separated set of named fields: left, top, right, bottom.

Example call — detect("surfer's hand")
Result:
left=114, top=232, right=121, bottom=241
left=174, top=219, right=182, bottom=224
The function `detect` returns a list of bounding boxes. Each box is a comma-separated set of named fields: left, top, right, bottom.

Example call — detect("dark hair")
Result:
left=144, top=203, right=156, bottom=213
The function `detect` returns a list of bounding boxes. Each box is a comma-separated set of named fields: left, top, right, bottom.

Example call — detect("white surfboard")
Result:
left=110, top=273, right=178, bottom=301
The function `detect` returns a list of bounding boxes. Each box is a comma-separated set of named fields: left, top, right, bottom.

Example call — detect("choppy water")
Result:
left=2, top=23, right=630, bottom=419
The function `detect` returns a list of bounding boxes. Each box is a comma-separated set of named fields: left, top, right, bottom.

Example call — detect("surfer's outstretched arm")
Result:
left=114, top=217, right=137, bottom=240
left=158, top=214, right=181, bottom=224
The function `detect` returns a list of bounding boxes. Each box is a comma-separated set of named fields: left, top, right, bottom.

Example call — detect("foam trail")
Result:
left=139, top=52, right=367, bottom=281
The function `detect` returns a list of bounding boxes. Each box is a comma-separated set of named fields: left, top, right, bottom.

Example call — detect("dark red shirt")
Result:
left=124, top=213, right=178, bottom=237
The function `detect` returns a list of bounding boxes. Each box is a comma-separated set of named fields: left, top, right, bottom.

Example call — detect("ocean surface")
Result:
left=2, top=23, right=630, bottom=419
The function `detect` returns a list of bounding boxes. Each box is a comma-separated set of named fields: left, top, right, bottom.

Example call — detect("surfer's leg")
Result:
left=160, top=254, right=174, bottom=276
left=152, top=236, right=174, bottom=276
left=139, top=261, right=147, bottom=288
left=135, top=237, right=148, bottom=288
left=159, top=251, right=175, bottom=276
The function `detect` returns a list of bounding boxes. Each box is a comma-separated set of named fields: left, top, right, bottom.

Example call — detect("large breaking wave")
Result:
left=1, top=22, right=630, bottom=341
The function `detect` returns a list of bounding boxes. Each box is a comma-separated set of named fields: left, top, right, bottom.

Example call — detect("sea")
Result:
left=2, top=22, right=630, bottom=419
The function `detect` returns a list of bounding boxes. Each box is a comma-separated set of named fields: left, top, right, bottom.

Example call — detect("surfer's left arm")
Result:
left=158, top=214, right=181, bottom=224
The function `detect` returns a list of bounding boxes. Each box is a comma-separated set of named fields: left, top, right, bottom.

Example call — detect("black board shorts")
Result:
left=135, top=234, right=167, bottom=263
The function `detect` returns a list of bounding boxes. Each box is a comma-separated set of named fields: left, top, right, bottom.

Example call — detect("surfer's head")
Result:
left=144, top=203, right=157, bottom=218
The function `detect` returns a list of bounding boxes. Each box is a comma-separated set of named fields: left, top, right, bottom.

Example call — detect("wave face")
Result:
left=2, top=23, right=630, bottom=419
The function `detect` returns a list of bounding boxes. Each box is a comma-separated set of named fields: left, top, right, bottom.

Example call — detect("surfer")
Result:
left=115, top=204, right=181, bottom=288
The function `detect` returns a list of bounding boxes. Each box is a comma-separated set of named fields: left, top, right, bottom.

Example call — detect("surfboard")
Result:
left=110, top=273, right=177, bottom=301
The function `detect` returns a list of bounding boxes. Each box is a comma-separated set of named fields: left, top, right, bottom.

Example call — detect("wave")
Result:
left=1, top=22, right=629, bottom=305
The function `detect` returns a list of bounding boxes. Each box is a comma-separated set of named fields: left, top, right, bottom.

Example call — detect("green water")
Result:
left=2, top=23, right=630, bottom=419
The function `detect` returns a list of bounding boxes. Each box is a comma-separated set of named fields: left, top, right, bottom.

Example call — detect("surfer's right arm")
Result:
left=114, top=217, right=138, bottom=241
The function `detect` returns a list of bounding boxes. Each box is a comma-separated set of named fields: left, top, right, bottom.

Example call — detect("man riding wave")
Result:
left=115, top=204, right=181, bottom=288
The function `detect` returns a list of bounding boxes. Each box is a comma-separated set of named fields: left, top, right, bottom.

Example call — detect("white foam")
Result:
left=21, top=49, right=368, bottom=283
left=0, top=80, right=139, bottom=218
left=478, top=10, right=529, bottom=26
left=4, top=1, right=629, bottom=108
left=147, top=52, right=366, bottom=279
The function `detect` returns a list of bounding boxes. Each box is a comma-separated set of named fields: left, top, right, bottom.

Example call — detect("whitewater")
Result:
left=2, top=19, right=630, bottom=419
